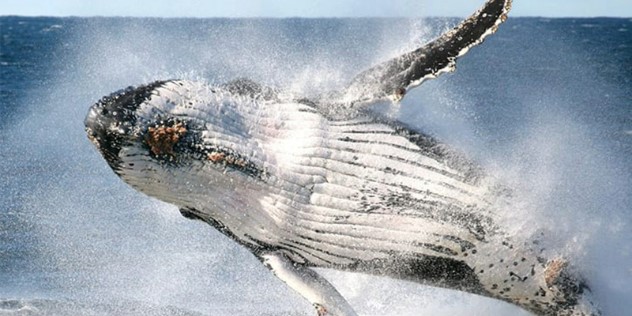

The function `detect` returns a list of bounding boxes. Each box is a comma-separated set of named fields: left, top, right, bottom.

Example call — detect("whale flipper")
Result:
left=261, top=252, right=358, bottom=316
left=339, top=0, right=512, bottom=106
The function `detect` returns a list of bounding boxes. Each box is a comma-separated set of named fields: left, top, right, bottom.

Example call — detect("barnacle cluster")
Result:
left=145, top=122, right=187, bottom=156
left=207, top=151, right=248, bottom=168
left=544, top=258, right=568, bottom=288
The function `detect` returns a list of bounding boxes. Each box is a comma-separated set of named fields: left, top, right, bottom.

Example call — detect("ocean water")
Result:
left=1, top=16, right=631, bottom=316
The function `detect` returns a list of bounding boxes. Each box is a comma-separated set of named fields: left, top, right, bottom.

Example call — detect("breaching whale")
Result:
left=84, top=0, right=600, bottom=315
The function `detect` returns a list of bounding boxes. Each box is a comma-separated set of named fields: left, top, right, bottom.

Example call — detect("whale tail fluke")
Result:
left=337, top=0, right=512, bottom=107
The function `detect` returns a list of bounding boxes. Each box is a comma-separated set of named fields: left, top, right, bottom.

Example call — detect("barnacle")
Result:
left=208, top=150, right=249, bottom=169
left=145, top=122, right=187, bottom=156
left=208, top=151, right=226, bottom=163
left=544, top=258, right=568, bottom=288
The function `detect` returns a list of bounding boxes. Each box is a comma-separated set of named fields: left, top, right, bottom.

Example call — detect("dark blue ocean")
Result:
left=1, top=16, right=631, bottom=315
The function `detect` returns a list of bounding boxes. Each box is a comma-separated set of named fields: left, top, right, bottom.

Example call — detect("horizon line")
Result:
left=1, top=14, right=631, bottom=19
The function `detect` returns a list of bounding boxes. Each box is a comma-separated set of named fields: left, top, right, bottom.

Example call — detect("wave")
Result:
left=0, top=299, right=205, bottom=316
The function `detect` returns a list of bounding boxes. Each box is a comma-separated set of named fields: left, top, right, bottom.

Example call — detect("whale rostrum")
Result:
left=84, top=1, right=600, bottom=315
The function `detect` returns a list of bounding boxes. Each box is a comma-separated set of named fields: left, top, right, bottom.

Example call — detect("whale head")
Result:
left=84, top=80, right=267, bottom=209
left=85, top=81, right=166, bottom=173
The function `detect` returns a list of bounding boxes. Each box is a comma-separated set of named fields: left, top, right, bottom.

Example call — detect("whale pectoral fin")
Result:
left=260, top=252, right=358, bottom=316
left=339, top=0, right=512, bottom=106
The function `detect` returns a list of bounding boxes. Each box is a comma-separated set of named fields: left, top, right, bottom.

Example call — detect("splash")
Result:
left=3, top=15, right=630, bottom=316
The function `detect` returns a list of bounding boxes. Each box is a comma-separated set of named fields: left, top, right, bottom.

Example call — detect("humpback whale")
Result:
left=84, top=0, right=600, bottom=315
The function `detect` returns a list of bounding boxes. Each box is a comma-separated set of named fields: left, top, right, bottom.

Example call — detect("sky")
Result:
left=1, top=0, right=631, bottom=18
